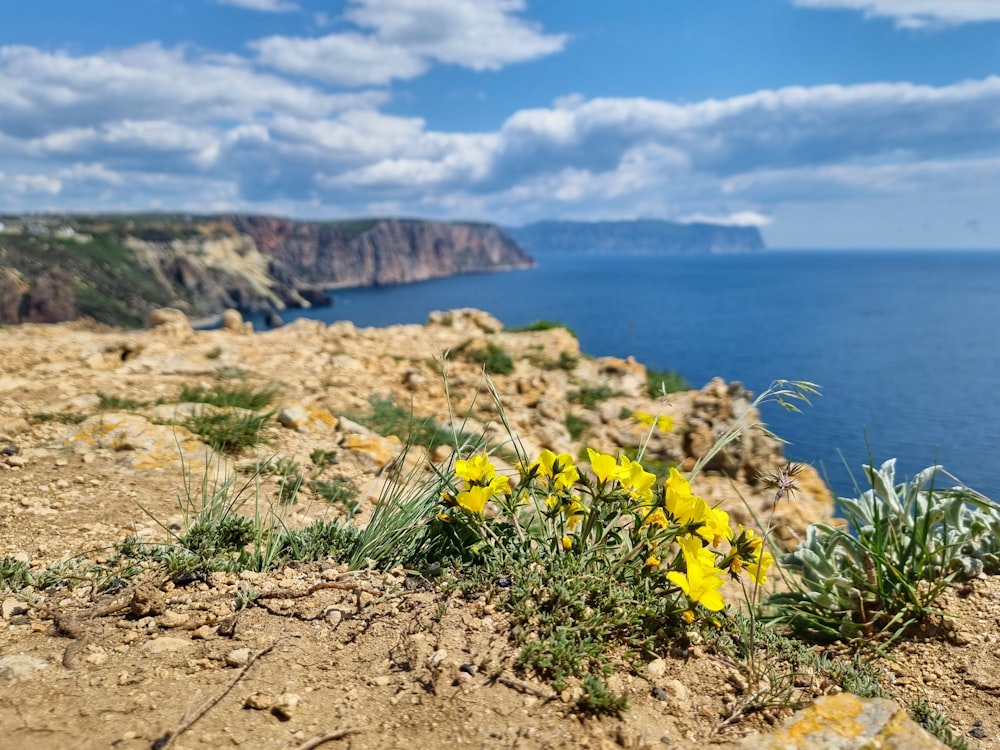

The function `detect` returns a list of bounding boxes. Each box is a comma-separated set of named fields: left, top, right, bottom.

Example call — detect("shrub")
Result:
left=353, top=396, right=476, bottom=452
left=468, top=342, right=515, bottom=375
left=568, top=384, right=615, bottom=409
left=507, top=319, right=578, bottom=338
left=646, top=368, right=691, bottom=397
left=565, top=412, right=586, bottom=440
left=766, top=459, right=1000, bottom=645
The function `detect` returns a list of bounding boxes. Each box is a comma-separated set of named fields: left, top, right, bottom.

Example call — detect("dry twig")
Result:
left=292, top=728, right=367, bottom=750
left=152, top=637, right=281, bottom=750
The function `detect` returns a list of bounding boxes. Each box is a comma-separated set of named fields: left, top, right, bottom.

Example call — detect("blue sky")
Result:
left=2, top=1, right=1000, bottom=248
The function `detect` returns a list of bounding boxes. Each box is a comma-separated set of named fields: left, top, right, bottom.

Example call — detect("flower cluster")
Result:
left=440, top=453, right=510, bottom=516
left=441, top=446, right=775, bottom=622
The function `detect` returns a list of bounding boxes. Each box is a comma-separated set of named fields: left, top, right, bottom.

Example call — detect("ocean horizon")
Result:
left=247, top=249, right=1000, bottom=502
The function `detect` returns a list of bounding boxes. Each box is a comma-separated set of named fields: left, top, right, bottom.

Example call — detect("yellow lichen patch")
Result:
left=65, top=414, right=213, bottom=472
left=309, top=407, right=338, bottom=430
left=277, top=404, right=338, bottom=433
left=341, top=433, right=402, bottom=468
left=786, top=693, right=865, bottom=741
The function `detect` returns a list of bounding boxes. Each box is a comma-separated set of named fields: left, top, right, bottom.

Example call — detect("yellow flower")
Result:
left=633, top=411, right=675, bottom=432
left=696, top=505, right=734, bottom=547
left=532, top=449, right=579, bottom=489
left=664, top=467, right=702, bottom=523
left=624, top=459, right=656, bottom=502
left=666, top=536, right=726, bottom=612
left=746, top=549, right=775, bottom=586
left=645, top=554, right=661, bottom=568
left=455, top=453, right=495, bottom=484
left=565, top=497, right=587, bottom=530
left=455, top=485, right=491, bottom=515
left=587, top=448, right=629, bottom=484
left=561, top=535, right=573, bottom=551
left=642, top=507, right=668, bottom=529
left=488, top=474, right=510, bottom=495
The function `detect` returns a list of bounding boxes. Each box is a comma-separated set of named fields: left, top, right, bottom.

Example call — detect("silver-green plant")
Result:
left=767, top=459, right=1000, bottom=645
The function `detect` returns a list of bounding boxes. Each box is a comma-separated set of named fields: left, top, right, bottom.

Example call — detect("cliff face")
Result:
left=228, top=216, right=535, bottom=288
left=0, top=215, right=534, bottom=327
left=506, top=219, right=765, bottom=255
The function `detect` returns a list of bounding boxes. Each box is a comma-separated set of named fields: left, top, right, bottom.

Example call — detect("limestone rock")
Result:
left=735, top=693, right=948, bottom=750
left=220, top=308, right=247, bottom=332
left=0, top=655, right=49, bottom=681
left=278, top=404, right=338, bottom=433
left=142, top=637, right=192, bottom=654
left=341, top=433, right=402, bottom=469
left=63, top=413, right=210, bottom=471
left=146, top=307, right=193, bottom=336
left=427, top=308, right=504, bottom=333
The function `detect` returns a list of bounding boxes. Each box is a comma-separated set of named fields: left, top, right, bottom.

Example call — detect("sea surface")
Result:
left=247, top=251, right=1000, bottom=501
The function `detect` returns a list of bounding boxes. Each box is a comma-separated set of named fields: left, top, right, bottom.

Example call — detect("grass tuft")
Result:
left=183, top=409, right=274, bottom=454
left=179, top=383, right=278, bottom=410
left=507, top=319, right=578, bottom=338
left=646, top=368, right=692, bottom=397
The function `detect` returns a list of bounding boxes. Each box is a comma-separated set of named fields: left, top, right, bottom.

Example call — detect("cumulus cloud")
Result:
left=3, top=27, right=1000, bottom=231
left=0, top=171, right=62, bottom=195
left=250, top=33, right=428, bottom=86
left=253, top=0, right=568, bottom=85
left=790, top=0, right=1000, bottom=27
left=0, top=43, right=383, bottom=136
left=217, top=0, right=299, bottom=11
left=493, top=78, right=1000, bottom=183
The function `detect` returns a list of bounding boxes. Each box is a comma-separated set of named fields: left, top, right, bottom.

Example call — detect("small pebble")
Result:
left=271, top=693, right=300, bottom=721
left=646, top=658, right=667, bottom=679
left=244, top=692, right=273, bottom=711
left=225, top=648, right=251, bottom=668
left=158, top=611, right=189, bottom=628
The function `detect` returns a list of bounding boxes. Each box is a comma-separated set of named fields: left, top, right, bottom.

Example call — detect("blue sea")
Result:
left=248, top=251, right=1000, bottom=501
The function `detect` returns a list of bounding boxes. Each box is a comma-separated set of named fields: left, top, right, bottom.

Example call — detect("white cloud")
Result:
left=253, top=0, right=567, bottom=85
left=345, top=0, right=569, bottom=70
left=3, top=28, right=1000, bottom=240
left=790, top=0, right=1000, bottom=27
left=251, top=33, right=428, bottom=86
left=680, top=211, right=774, bottom=227
left=0, top=43, right=382, bottom=135
left=217, top=0, right=299, bottom=11
left=0, top=172, right=62, bottom=195
left=493, top=77, right=1000, bottom=182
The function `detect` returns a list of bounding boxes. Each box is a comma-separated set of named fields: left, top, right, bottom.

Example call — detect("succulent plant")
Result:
left=767, top=459, right=1000, bottom=643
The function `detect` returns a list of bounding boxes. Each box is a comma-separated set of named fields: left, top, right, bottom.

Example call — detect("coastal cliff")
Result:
left=506, top=219, right=765, bottom=255
left=0, top=215, right=534, bottom=328
left=229, top=216, right=534, bottom=289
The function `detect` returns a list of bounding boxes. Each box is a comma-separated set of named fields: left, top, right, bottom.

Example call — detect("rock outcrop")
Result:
left=229, top=215, right=534, bottom=288
left=0, top=307, right=833, bottom=549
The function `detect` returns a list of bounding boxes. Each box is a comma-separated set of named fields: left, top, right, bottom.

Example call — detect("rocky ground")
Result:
left=1, top=309, right=998, bottom=749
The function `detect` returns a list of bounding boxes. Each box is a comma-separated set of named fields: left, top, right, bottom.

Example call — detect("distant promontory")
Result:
left=0, top=214, right=534, bottom=328
left=505, top=219, right=765, bottom=255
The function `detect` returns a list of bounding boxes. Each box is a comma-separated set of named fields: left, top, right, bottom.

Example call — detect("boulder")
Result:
left=146, top=307, right=193, bottom=336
